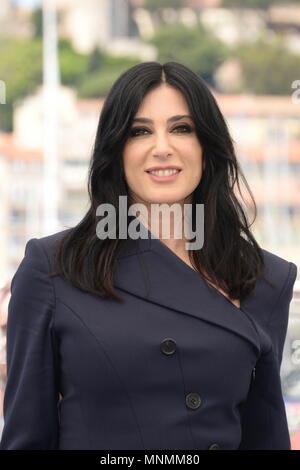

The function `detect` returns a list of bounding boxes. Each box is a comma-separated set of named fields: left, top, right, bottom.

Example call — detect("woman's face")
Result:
left=122, top=84, right=205, bottom=213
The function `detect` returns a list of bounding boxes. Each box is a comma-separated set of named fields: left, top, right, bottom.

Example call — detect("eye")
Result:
left=129, top=127, right=149, bottom=137
left=129, top=124, right=193, bottom=138
left=173, top=125, right=192, bottom=134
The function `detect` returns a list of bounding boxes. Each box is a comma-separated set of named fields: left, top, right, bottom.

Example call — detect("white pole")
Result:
left=41, top=0, right=61, bottom=236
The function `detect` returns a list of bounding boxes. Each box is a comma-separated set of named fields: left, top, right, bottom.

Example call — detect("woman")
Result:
left=0, top=61, right=297, bottom=450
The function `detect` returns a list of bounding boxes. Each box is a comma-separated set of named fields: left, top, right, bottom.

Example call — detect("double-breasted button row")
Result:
left=160, top=338, right=219, bottom=449
left=160, top=339, right=202, bottom=410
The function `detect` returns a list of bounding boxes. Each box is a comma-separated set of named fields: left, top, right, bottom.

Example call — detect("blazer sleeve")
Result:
left=238, top=261, right=298, bottom=450
left=0, top=238, right=60, bottom=450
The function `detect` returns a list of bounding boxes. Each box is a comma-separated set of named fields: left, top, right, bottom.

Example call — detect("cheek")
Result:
left=185, top=152, right=203, bottom=175
left=122, top=147, right=133, bottom=166
left=123, top=142, right=145, bottom=163
left=183, top=157, right=203, bottom=188
left=122, top=150, right=142, bottom=176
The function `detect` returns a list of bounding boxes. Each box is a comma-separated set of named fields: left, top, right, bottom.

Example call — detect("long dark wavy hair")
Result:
left=48, top=61, right=274, bottom=303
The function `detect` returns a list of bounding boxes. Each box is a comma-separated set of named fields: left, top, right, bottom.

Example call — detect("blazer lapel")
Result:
left=113, top=221, right=262, bottom=356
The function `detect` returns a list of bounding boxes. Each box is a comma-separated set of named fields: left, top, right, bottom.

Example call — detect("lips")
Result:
left=146, top=169, right=182, bottom=182
left=145, top=166, right=182, bottom=172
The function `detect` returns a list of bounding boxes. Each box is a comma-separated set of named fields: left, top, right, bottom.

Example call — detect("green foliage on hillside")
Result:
left=0, top=36, right=139, bottom=131
left=233, top=36, right=300, bottom=94
left=146, top=24, right=230, bottom=85
left=1, top=4, right=299, bottom=131
left=145, top=0, right=184, bottom=10
left=0, top=37, right=42, bottom=131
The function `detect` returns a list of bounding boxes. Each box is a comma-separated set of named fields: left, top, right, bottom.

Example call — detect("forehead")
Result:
left=135, top=85, right=190, bottom=117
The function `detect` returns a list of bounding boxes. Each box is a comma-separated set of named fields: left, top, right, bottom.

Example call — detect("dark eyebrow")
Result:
left=132, top=114, right=193, bottom=124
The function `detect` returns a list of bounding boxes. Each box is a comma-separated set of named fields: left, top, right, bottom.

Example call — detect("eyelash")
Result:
left=129, top=124, right=193, bottom=137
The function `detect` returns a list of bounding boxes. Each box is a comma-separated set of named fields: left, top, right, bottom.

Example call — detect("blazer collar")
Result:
left=113, top=221, right=263, bottom=356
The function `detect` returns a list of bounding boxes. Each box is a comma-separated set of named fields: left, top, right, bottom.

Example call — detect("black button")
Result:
left=160, top=338, right=176, bottom=355
left=186, top=392, right=202, bottom=409
left=208, top=443, right=220, bottom=450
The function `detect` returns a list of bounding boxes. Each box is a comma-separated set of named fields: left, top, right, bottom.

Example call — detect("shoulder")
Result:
left=261, top=248, right=297, bottom=287
left=260, top=248, right=297, bottom=304
left=23, top=228, right=72, bottom=272
left=243, top=247, right=297, bottom=324
left=9, top=229, right=73, bottom=308
left=9, top=230, right=73, bottom=316
left=33, top=227, right=72, bottom=252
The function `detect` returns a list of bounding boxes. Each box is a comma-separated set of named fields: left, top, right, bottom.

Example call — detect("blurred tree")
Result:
left=0, top=104, right=13, bottom=133
left=146, top=24, right=230, bottom=85
left=86, top=47, right=106, bottom=74
left=78, top=70, right=125, bottom=98
left=78, top=57, right=140, bottom=98
left=32, top=7, right=43, bottom=38
left=0, top=38, right=42, bottom=131
left=233, top=36, right=300, bottom=94
left=145, top=0, right=184, bottom=10
left=0, top=32, right=142, bottom=130
left=31, top=6, right=63, bottom=38
left=58, top=38, right=89, bottom=85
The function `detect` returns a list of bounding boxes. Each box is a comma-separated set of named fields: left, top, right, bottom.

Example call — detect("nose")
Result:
left=152, top=131, right=173, bottom=158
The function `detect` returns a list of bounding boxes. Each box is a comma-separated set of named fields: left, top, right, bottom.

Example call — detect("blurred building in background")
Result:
left=57, top=0, right=156, bottom=59
left=0, top=0, right=32, bottom=37
left=58, top=0, right=132, bottom=53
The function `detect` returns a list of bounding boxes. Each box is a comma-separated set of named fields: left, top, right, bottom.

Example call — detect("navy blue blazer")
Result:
left=0, top=226, right=297, bottom=450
